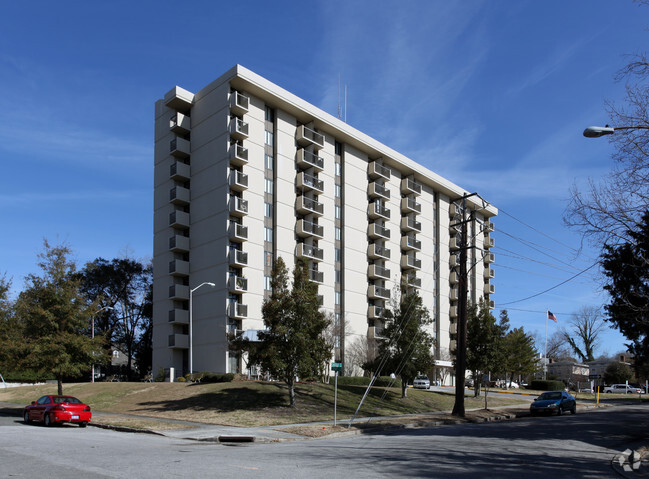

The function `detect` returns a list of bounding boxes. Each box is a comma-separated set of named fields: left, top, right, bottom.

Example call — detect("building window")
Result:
left=265, top=250, right=273, bottom=267
left=335, top=162, right=342, bottom=177
left=265, top=106, right=274, bottom=122
left=264, top=275, right=272, bottom=291
left=264, top=227, right=273, bottom=242
left=335, top=248, right=341, bottom=262
left=335, top=227, right=341, bottom=241
left=335, top=291, right=341, bottom=305
left=335, top=269, right=341, bottom=283
left=335, top=184, right=341, bottom=198
left=265, top=202, right=272, bottom=218
left=264, top=130, right=274, bottom=146
left=265, top=178, right=274, bottom=194
left=335, top=141, right=342, bottom=156
left=335, top=205, right=341, bottom=219
left=265, top=154, right=274, bottom=170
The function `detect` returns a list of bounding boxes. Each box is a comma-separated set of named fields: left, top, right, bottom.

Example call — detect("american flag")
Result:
left=547, top=310, right=557, bottom=322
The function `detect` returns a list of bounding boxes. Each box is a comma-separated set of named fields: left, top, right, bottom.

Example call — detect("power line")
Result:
left=498, top=262, right=599, bottom=306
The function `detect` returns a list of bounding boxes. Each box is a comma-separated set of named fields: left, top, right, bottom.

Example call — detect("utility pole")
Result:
left=452, top=194, right=470, bottom=417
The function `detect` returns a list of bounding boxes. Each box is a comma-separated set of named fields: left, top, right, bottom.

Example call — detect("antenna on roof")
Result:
left=337, top=75, right=348, bottom=123
left=338, top=74, right=342, bottom=120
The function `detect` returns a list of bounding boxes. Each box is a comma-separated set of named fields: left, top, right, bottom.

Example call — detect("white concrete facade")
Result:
left=152, top=65, right=497, bottom=382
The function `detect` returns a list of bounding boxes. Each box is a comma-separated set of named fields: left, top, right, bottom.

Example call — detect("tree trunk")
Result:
left=401, top=379, right=408, bottom=398
left=57, top=378, right=63, bottom=396
left=288, top=377, right=296, bottom=407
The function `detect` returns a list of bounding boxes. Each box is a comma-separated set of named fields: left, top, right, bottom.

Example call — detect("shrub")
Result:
left=200, top=372, right=235, bottom=383
left=329, top=376, right=398, bottom=387
left=176, top=376, right=186, bottom=382
left=0, top=370, right=54, bottom=382
left=530, top=379, right=565, bottom=391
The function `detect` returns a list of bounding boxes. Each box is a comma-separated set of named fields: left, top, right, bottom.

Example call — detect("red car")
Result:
left=23, top=395, right=92, bottom=427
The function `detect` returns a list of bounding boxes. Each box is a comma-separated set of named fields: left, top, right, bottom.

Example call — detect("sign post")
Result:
left=332, top=362, right=342, bottom=426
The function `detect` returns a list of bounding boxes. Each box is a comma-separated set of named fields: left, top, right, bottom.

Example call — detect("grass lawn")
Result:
left=0, top=380, right=527, bottom=429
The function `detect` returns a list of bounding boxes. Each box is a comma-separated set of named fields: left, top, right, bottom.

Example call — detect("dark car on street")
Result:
left=530, top=390, right=576, bottom=416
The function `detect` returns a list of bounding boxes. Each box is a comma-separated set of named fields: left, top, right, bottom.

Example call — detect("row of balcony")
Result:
left=449, top=235, right=496, bottom=250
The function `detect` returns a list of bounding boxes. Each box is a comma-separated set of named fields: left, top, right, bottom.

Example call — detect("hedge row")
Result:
left=529, top=379, right=565, bottom=391
left=0, top=371, right=54, bottom=382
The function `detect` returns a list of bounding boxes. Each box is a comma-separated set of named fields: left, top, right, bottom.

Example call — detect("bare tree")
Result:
left=562, top=306, right=607, bottom=363
left=545, top=330, right=573, bottom=360
left=565, top=53, right=649, bottom=249
left=345, top=335, right=376, bottom=376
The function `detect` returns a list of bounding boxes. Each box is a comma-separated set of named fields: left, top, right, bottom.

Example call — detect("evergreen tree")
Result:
left=603, top=361, right=634, bottom=385
left=14, top=241, right=106, bottom=394
left=601, top=211, right=649, bottom=366
left=255, top=257, right=330, bottom=407
left=466, top=302, right=503, bottom=397
left=373, top=287, right=435, bottom=398
left=503, top=327, right=539, bottom=385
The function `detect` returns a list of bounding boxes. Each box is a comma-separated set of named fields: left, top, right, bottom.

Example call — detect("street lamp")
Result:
left=92, top=306, right=113, bottom=383
left=583, top=124, right=649, bottom=138
left=189, top=282, right=216, bottom=378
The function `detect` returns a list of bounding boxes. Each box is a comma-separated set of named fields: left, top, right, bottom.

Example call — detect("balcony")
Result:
left=229, top=249, right=248, bottom=268
left=401, top=215, right=421, bottom=233
left=168, top=284, right=189, bottom=301
left=228, top=275, right=248, bottom=294
left=169, top=235, right=189, bottom=252
left=485, top=283, right=495, bottom=294
left=450, top=272, right=459, bottom=284
left=401, top=177, right=422, bottom=196
left=484, top=268, right=495, bottom=279
left=296, top=196, right=324, bottom=216
left=368, top=161, right=391, bottom=180
left=229, top=117, right=249, bottom=140
left=229, top=91, right=249, bottom=116
left=228, top=170, right=248, bottom=191
left=169, top=112, right=191, bottom=134
left=401, top=254, right=421, bottom=270
left=229, top=143, right=248, bottom=167
left=368, top=243, right=391, bottom=260
left=450, top=322, right=457, bottom=334
left=401, top=234, right=421, bottom=251
left=169, top=186, right=190, bottom=205
left=449, top=203, right=460, bottom=217
left=484, top=252, right=495, bottom=263
left=229, top=196, right=249, bottom=217
left=169, top=259, right=189, bottom=277
left=406, top=274, right=421, bottom=288
left=169, top=210, right=190, bottom=229
left=484, top=236, right=495, bottom=248
left=401, top=196, right=422, bottom=214
left=228, top=302, right=248, bottom=320
left=450, top=289, right=459, bottom=301
left=368, top=182, right=390, bottom=199
left=449, top=340, right=457, bottom=351
left=297, top=243, right=324, bottom=262
left=308, top=269, right=324, bottom=284
left=168, top=309, right=189, bottom=325
left=168, top=333, right=189, bottom=349
left=449, top=236, right=460, bottom=250
left=296, top=148, right=325, bottom=171
left=297, top=220, right=324, bottom=239
left=228, top=222, right=248, bottom=242
left=368, top=285, right=391, bottom=300
left=170, top=161, right=190, bottom=181
left=484, top=222, right=495, bottom=233
left=164, top=86, right=193, bottom=112
left=450, top=254, right=458, bottom=267
left=487, top=300, right=495, bottom=309
left=297, top=171, right=324, bottom=193
left=368, top=305, right=385, bottom=319
left=368, top=264, right=391, bottom=280
left=296, top=125, right=325, bottom=149
left=450, top=306, right=458, bottom=319
left=368, top=222, right=390, bottom=240
left=170, top=137, right=190, bottom=158
left=368, top=202, right=390, bottom=220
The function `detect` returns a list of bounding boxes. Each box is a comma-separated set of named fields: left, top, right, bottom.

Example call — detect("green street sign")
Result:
left=332, top=362, right=342, bottom=371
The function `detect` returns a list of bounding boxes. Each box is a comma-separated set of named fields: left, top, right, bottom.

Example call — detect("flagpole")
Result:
left=544, top=310, right=548, bottom=380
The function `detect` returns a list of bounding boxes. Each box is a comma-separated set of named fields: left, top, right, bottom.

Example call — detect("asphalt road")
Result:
left=1, top=403, right=647, bottom=478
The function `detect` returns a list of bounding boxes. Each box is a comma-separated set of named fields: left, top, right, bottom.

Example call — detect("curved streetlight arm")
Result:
left=189, top=282, right=216, bottom=378
left=584, top=125, right=649, bottom=138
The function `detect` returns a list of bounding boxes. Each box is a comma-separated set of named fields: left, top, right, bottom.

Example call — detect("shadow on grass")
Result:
left=136, top=383, right=290, bottom=413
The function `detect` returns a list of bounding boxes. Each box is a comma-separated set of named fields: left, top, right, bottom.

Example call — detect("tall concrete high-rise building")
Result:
left=153, top=65, right=497, bottom=382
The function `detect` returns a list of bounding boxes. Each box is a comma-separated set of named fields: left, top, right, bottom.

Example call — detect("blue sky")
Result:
left=1, top=0, right=645, bottom=357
